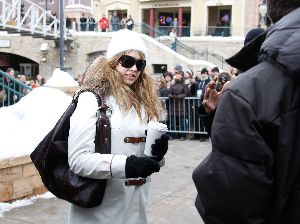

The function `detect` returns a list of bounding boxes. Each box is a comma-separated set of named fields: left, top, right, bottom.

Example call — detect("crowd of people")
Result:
left=155, top=64, right=237, bottom=141
left=77, top=11, right=135, bottom=32
left=0, top=68, right=46, bottom=107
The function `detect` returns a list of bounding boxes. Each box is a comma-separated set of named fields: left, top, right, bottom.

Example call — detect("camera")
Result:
left=216, top=72, right=231, bottom=92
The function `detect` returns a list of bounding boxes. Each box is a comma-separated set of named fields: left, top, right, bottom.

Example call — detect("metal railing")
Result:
left=206, top=26, right=231, bottom=37
left=144, top=26, right=235, bottom=37
left=138, top=23, right=227, bottom=69
left=0, top=70, right=32, bottom=107
left=0, top=0, right=73, bottom=40
left=159, top=97, right=207, bottom=135
left=149, top=26, right=191, bottom=37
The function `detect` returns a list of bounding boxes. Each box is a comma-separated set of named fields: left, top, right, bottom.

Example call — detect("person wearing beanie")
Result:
left=174, top=64, right=183, bottom=72
left=184, top=69, right=195, bottom=87
left=67, top=29, right=169, bottom=224
left=193, top=1, right=300, bottom=223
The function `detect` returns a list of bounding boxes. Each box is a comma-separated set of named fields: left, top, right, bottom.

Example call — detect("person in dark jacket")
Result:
left=126, top=15, right=134, bottom=30
left=80, top=14, right=87, bottom=31
left=190, top=68, right=210, bottom=141
left=197, top=26, right=267, bottom=137
left=168, top=70, right=189, bottom=140
left=88, top=16, right=96, bottom=31
left=111, top=11, right=120, bottom=32
left=157, top=77, right=169, bottom=97
left=192, top=1, right=300, bottom=223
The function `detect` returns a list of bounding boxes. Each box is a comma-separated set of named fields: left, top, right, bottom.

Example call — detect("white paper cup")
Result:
left=144, top=127, right=167, bottom=157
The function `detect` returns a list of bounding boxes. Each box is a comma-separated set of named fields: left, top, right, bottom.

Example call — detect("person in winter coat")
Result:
left=197, top=26, right=266, bottom=137
left=88, top=16, right=96, bottom=31
left=126, top=15, right=134, bottom=30
left=99, top=14, right=109, bottom=32
left=168, top=70, right=189, bottom=140
left=190, top=68, right=210, bottom=141
left=111, top=11, right=120, bottom=31
left=192, top=1, right=300, bottom=223
left=67, top=29, right=169, bottom=224
left=169, top=28, right=177, bottom=51
left=80, top=13, right=87, bottom=31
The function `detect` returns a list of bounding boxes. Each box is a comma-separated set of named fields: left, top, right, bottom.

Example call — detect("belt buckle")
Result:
left=125, top=178, right=146, bottom=186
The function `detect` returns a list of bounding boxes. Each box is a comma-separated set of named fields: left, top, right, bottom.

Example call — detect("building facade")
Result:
left=92, top=0, right=262, bottom=37
left=28, top=0, right=91, bottom=31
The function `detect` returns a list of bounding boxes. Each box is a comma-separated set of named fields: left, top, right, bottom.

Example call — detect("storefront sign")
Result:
left=0, top=40, right=11, bottom=48
left=152, top=2, right=180, bottom=8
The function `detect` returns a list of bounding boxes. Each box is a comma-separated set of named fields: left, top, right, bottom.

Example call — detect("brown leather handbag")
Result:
left=30, top=89, right=111, bottom=208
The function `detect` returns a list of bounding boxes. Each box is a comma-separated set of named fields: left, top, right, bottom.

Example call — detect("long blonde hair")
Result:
left=81, top=51, right=163, bottom=120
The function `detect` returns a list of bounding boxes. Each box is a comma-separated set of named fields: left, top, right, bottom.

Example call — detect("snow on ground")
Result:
left=0, top=192, right=55, bottom=216
left=0, top=69, right=78, bottom=161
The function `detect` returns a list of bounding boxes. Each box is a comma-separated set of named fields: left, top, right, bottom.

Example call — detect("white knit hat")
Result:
left=106, top=29, right=148, bottom=60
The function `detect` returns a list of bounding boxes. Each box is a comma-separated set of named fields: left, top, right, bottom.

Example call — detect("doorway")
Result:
left=0, top=52, right=39, bottom=79
left=207, top=6, right=232, bottom=36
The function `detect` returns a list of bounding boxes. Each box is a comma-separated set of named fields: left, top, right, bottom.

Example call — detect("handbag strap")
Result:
left=73, top=89, right=102, bottom=106
left=72, top=89, right=111, bottom=154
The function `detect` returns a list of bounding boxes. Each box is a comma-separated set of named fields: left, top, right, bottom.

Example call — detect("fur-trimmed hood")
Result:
left=81, top=56, right=111, bottom=98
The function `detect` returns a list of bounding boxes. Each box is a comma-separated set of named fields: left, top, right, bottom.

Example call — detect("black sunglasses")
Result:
left=119, top=55, right=146, bottom=71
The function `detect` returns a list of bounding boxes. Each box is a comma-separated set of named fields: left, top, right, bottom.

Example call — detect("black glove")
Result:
left=125, top=155, right=160, bottom=178
left=151, top=134, right=169, bottom=162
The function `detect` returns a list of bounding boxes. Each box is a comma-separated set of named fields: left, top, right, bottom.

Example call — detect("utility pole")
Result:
left=59, top=0, right=64, bottom=69
left=45, top=0, right=48, bottom=12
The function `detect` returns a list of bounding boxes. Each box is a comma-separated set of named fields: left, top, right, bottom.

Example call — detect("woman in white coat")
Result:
left=68, top=29, right=169, bottom=224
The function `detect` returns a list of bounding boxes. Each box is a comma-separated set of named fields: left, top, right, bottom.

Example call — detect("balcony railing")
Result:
left=141, top=25, right=252, bottom=37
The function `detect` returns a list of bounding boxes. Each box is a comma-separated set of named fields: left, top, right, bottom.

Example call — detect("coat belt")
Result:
left=124, top=137, right=146, bottom=143
left=125, top=178, right=147, bottom=186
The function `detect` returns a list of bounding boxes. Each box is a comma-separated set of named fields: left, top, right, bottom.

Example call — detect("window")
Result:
left=152, top=64, right=167, bottom=76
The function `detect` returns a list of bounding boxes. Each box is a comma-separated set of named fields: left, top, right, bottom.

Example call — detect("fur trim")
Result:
left=81, top=56, right=111, bottom=98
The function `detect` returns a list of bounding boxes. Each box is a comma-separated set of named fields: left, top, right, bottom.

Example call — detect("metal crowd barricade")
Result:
left=159, top=97, right=208, bottom=135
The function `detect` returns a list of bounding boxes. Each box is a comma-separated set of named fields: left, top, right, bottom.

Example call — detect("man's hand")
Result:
left=202, top=80, right=230, bottom=113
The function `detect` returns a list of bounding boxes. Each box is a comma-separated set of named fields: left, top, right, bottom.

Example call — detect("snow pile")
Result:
left=0, top=69, right=77, bottom=161
left=44, top=68, right=79, bottom=93
left=0, top=192, right=55, bottom=216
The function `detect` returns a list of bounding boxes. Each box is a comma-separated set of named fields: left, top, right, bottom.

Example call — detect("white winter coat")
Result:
left=68, top=92, right=151, bottom=224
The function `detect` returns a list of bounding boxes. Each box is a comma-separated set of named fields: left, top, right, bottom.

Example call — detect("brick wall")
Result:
left=0, top=156, right=47, bottom=202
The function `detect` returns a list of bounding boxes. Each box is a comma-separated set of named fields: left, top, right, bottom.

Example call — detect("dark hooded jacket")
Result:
left=193, top=7, right=300, bottom=224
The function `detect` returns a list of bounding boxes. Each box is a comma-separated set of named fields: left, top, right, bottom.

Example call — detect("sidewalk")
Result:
left=0, top=139, right=211, bottom=224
